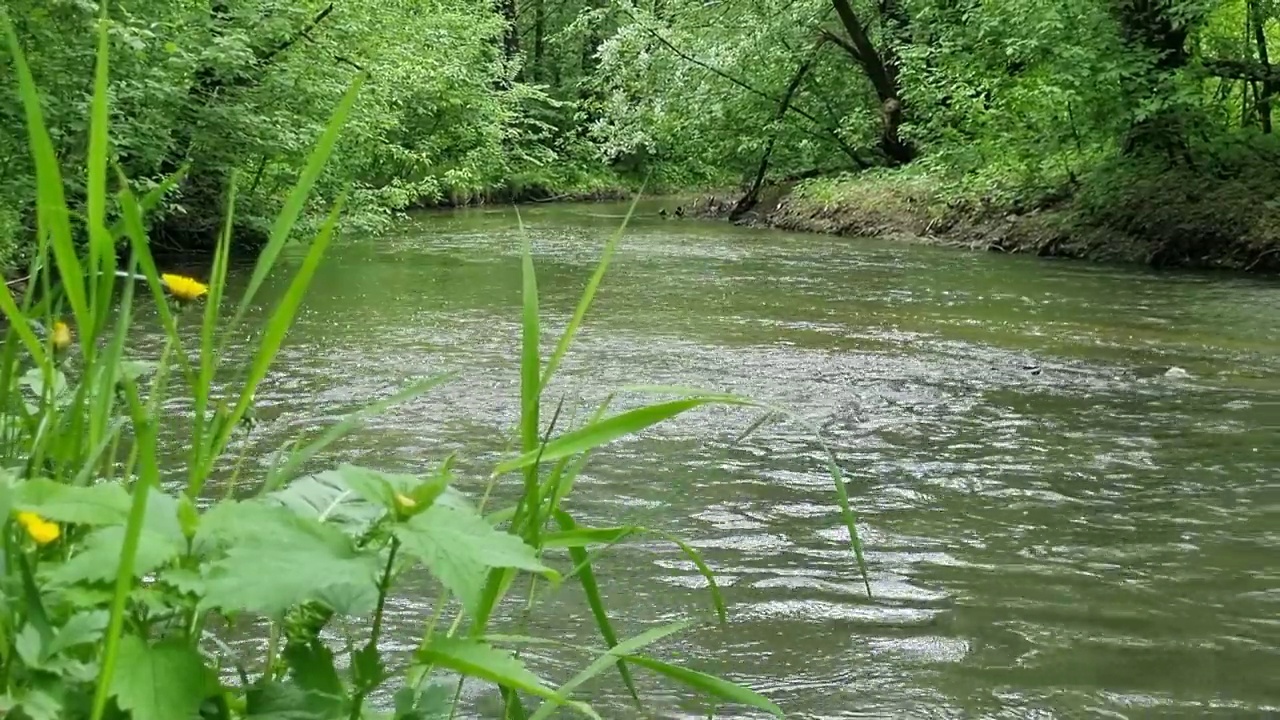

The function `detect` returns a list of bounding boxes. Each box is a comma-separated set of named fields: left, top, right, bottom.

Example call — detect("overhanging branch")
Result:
left=1202, top=58, right=1280, bottom=85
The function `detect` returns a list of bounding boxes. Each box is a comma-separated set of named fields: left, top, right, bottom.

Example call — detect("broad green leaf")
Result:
left=394, top=504, right=557, bottom=619
left=267, top=472, right=384, bottom=535
left=46, top=610, right=109, bottom=657
left=282, top=639, right=347, bottom=705
left=51, top=527, right=182, bottom=585
left=244, top=682, right=345, bottom=720
left=393, top=683, right=452, bottom=719
left=493, top=397, right=750, bottom=475
left=15, top=624, right=41, bottom=666
left=19, top=367, right=68, bottom=400
left=157, top=568, right=205, bottom=597
left=626, top=655, right=782, bottom=718
left=417, top=637, right=598, bottom=719
left=201, top=505, right=381, bottom=616
left=110, top=635, right=214, bottom=720
left=0, top=688, right=61, bottom=720
left=320, top=465, right=405, bottom=511
left=13, top=478, right=130, bottom=525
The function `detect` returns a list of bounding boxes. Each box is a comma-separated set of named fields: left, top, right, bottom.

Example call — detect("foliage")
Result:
left=0, top=18, right=868, bottom=720
left=4, top=0, right=1277, bottom=261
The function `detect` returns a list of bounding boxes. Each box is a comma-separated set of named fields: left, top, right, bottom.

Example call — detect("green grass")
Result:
left=0, top=8, right=869, bottom=719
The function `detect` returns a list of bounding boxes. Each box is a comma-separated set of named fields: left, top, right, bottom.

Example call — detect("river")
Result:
left=173, top=201, right=1280, bottom=718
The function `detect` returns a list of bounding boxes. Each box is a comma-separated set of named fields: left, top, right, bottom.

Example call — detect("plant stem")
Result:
left=349, top=536, right=399, bottom=720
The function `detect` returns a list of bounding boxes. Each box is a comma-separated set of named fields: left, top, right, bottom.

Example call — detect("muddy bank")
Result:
left=692, top=177, right=1280, bottom=273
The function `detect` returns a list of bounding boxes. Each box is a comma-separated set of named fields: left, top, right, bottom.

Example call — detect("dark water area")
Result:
left=147, top=201, right=1280, bottom=718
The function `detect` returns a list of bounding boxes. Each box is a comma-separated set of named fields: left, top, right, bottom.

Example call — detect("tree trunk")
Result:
left=731, top=42, right=822, bottom=221
left=1109, top=0, right=1196, bottom=159
left=829, top=0, right=914, bottom=164
left=500, top=0, right=519, bottom=59
left=1250, top=0, right=1274, bottom=133
left=533, top=0, right=545, bottom=82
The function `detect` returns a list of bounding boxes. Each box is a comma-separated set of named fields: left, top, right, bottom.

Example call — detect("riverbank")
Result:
left=691, top=162, right=1280, bottom=273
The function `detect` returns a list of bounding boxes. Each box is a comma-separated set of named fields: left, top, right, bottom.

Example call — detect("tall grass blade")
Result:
left=115, top=174, right=194, bottom=385
left=539, top=190, right=643, bottom=392
left=107, top=165, right=188, bottom=241
left=516, top=216, right=543, bottom=544
left=518, top=211, right=541, bottom=455
left=653, top=532, right=727, bottom=624
left=528, top=620, right=692, bottom=720
left=91, top=380, right=160, bottom=720
left=85, top=1, right=112, bottom=340
left=0, top=286, right=47, bottom=367
left=418, top=636, right=599, bottom=719
left=625, top=655, right=783, bottom=718
left=87, top=251, right=139, bottom=465
left=493, top=397, right=751, bottom=475
left=230, top=75, right=364, bottom=334
left=263, top=373, right=456, bottom=488
left=551, top=510, right=641, bottom=706
left=1, top=14, right=89, bottom=335
left=196, top=194, right=348, bottom=492
left=617, top=385, right=873, bottom=597
left=187, top=175, right=237, bottom=491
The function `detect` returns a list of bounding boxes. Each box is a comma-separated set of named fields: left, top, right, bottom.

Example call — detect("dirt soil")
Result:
left=690, top=181, right=1280, bottom=273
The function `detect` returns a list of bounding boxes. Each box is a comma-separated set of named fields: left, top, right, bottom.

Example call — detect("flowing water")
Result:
left=168, top=202, right=1280, bottom=718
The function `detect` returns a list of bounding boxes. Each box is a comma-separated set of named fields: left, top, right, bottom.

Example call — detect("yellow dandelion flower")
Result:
left=161, top=273, right=209, bottom=303
left=16, top=511, right=59, bottom=545
left=395, top=493, right=417, bottom=508
left=51, top=320, right=72, bottom=351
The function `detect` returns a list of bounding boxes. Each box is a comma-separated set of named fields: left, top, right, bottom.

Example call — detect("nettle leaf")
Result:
left=272, top=465, right=460, bottom=534
left=244, top=681, right=344, bottom=720
left=51, top=526, right=183, bottom=585
left=46, top=610, right=109, bottom=656
left=393, top=683, right=452, bottom=719
left=267, top=471, right=385, bottom=535
left=0, top=688, right=61, bottom=720
left=393, top=504, right=556, bottom=620
left=200, top=504, right=381, bottom=617
left=111, top=635, right=215, bottom=720
left=13, top=478, right=130, bottom=525
left=19, top=368, right=68, bottom=400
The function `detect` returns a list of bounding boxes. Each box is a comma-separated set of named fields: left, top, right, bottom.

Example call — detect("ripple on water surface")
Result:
left=149, top=203, right=1280, bottom=717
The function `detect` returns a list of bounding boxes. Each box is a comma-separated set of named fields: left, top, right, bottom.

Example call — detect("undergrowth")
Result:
left=0, top=5, right=868, bottom=720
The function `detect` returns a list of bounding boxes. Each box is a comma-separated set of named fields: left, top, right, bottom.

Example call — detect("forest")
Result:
left=3, top=0, right=1279, bottom=269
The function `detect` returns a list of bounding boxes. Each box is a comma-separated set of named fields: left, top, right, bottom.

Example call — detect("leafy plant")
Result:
left=0, top=7, right=868, bottom=720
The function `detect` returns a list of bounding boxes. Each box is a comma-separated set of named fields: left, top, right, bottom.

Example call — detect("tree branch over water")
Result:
left=626, top=9, right=864, bottom=164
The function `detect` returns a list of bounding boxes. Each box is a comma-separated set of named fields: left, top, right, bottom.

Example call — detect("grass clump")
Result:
left=0, top=6, right=868, bottom=720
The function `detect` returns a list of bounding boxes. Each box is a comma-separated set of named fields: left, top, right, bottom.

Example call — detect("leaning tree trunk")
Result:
left=829, top=0, right=914, bottom=164
left=731, top=40, right=823, bottom=221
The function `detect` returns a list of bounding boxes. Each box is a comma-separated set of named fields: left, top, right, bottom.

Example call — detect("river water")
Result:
left=184, top=202, right=1280, bottom=718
